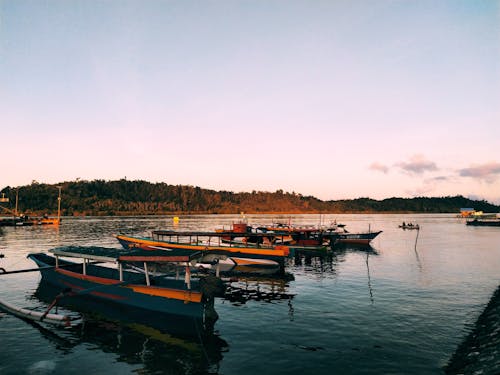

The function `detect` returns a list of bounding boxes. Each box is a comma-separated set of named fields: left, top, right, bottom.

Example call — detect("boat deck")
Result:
left=50, top=246, right=202, bottom=263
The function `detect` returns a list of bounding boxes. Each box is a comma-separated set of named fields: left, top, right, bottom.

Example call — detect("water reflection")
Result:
left=292, top=245, right=378, bottom=274
left=223, top=274, right=295, bottom=306
left=291, top=245, right=379, bottom=303
left=32, top=280, right=228, bottom=374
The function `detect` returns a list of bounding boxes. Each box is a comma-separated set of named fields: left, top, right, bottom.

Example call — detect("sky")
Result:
left=1, top=0, right=499, bottom=203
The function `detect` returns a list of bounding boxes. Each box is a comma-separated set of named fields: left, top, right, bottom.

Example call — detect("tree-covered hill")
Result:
left=1, top=179, right=499, bottom=215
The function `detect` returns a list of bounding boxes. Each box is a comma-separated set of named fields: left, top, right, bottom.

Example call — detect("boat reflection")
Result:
left=32, top=280, right=228, bottom=373
left=291, top=244, right=379, bottom=303
left=222, top=274, right=295, bottom=306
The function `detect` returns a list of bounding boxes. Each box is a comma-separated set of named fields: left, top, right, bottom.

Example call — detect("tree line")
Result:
left=1, top=179, right=498, bottom=216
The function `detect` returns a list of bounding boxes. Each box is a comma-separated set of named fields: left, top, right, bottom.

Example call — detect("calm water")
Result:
left=1, top=214, right=499, bottom=375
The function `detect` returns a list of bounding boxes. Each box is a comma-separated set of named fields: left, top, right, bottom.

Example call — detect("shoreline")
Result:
left=445, top=285, right=500, bottom=374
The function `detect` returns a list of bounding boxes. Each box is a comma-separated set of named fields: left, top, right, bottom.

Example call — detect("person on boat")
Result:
left=402, top=221, right=406, bottom=227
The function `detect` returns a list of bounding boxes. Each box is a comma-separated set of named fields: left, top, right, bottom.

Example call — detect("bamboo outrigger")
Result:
left=0, top=298, right=73, bottom=327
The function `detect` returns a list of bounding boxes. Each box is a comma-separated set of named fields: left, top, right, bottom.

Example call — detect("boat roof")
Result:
left=50, top=246, right=201, bottom=263
left=152, top=230, right=281, bottom=237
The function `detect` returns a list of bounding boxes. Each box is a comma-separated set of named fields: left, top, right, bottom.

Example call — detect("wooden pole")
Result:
left=144, top=262, right=150, bottom=286
left=57, top=186, right=61, bottom=223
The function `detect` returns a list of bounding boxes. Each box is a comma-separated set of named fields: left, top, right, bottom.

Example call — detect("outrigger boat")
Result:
left=116, top=231, right=290, bottom=269
left=27, top=246, right=222, bottom=333
left=254, top=222, right=382, bottom=247
left=399, top=223, right=420, bottom=230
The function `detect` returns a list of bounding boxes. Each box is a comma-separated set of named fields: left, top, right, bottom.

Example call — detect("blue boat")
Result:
left=28, top=246, right=222, bottom=334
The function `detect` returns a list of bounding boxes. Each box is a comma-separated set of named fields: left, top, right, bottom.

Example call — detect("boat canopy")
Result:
left=152, top=230, right=274, bottom=238
left=49, top=246, right=202, bottom=263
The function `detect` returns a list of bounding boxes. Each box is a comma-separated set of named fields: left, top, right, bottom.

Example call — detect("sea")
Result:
left=0, top=214, right=499, bottom=375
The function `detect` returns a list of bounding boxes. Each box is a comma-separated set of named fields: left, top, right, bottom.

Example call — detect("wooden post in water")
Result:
left=57, top=186, right=62, bottom=223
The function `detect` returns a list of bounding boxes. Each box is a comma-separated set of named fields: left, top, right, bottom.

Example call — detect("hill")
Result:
left=1, top=179, right=499, bottom=216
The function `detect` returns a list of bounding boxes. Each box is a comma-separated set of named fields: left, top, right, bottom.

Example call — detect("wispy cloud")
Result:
left=458, top=162, right=500, bottom=183
left=396, top=154, right=438, bottom=175
left=369, top=162, right=389, bottom=174
left=426, top=175, right=450, bottom=182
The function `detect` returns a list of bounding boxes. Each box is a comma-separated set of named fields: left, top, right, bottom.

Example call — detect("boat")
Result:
left=27, top=246, right=223, bottom=332
left=332, top=230, right=383, bottom=245
left=215, top=222, right=276, bottom=246
left=196, top=257, right=281, bottom=275
left=466, top=218, right=500, bottom=227
left=116, top=231, right=290, bottom=266
left=255, top=222, right=382, bottom=247
left=0, top=187, right=62, bottom=226
left=399, top=223, right=420, bottom=230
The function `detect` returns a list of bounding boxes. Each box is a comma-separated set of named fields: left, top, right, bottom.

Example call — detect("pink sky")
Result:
left=1, top=1, right=499, bottom=203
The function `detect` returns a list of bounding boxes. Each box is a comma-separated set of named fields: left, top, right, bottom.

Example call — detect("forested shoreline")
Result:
left=1, top=179, right=498, bottom=216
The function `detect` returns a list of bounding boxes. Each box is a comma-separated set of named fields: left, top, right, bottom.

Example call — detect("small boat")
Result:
left=256, top=222, right=382, bottom=247
left=27, top=246, right=223, bottom=331
left=399, top=223, right=420, bottom=230
left=197, top=257, right=281, bottom=275
left=332, top=230, right=383, bottom=245
left=466, top=218, right=500, bottom=227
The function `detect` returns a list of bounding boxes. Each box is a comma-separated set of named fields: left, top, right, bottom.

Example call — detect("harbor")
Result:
left=1, top=213, right=499, bottom=374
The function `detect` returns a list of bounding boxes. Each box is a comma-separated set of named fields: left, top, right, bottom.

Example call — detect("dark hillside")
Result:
left=1, top=179, right=498, bottom=216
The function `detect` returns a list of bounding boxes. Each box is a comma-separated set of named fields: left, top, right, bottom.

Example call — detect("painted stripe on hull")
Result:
left=117, top=235, right=289, bottom=261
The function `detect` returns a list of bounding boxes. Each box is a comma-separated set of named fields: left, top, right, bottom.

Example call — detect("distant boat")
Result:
left=255, top=222, right=382, bottom=247
left=466, top=218, right=500, bottom=227
left=399, top=223, right=420, bottom=230
left=0, top=187, right=62, bottom=226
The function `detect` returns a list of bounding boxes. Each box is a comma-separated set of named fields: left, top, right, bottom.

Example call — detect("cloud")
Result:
left=369, top=162, right=389, bottom=174
left=458, top=162, right=500, bottom=183
left=426, top=175, right=450, bottom=182
left=396, top=154, right=438, bottom=175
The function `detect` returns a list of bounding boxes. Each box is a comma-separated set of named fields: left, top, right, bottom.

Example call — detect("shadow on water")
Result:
left=32, top=280, right=228, bottom=374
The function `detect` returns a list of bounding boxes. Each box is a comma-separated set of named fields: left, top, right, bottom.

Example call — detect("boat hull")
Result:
left=116, top=234, right=289, bottom=265
left=333, top=231, right=382, bottom=245
left=466, top=220, right=500, bottom=227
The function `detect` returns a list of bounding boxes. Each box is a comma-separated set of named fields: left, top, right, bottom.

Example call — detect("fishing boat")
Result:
left=116, top=231, right=290, bottom=266
left=332, top=230, right=383, bottom=245
left=399, top=223, right=420, bottom=230
left=27, top=246, right=222, bottom=331
left=255, top=222, right=382, bottom=247
left=215, top=222, right=276, bottom=245
left=466, top=218, right=500, bottom=227
left=196, top=257, right=281, bottom=275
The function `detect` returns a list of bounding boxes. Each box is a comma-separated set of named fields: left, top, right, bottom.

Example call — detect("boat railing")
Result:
left=151, top=230, right=283, bottom=250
